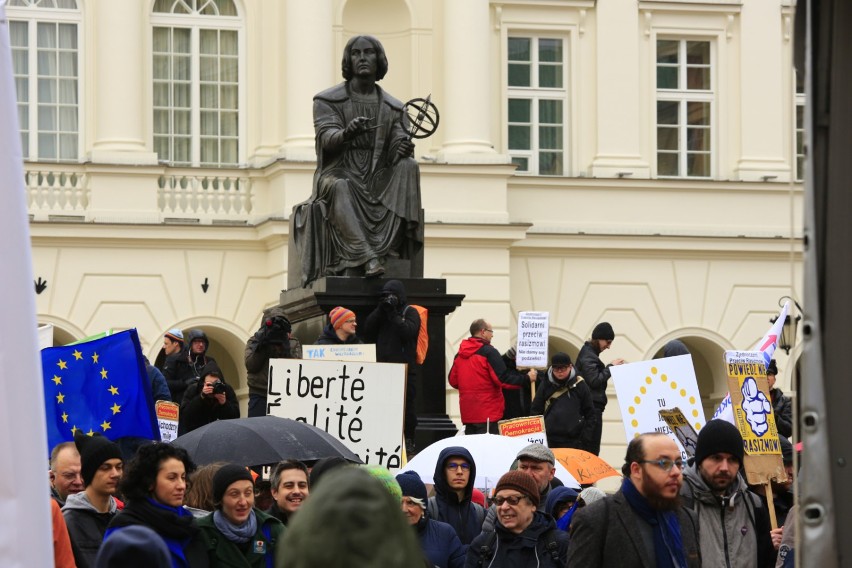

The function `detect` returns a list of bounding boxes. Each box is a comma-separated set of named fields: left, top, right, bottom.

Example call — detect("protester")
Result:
left=178, top=369, right=239, bottom=435
left=105, top=442, right=208, bottom=567
left=576, top=486, right=606, bottom=508
left=567, top=433, right=701, bottom=567
left=50, top=441, right=84, bottom=506
left=427, top=447, right=486, bottom=550
left=95, top=525, right=171, bottom=568
left=396, top=471, right=465, bottom=568
left=164, top=329, right=221, bottom=404
left=575, top=321, right=626, bottom=455
left=750, top=435, right=796, bottom=561
left=449, top=318, right=537, bottom=434
left=766, top=359, right=794, bottom=438
left=543, top=485, right=579, bottom=532
left=197, top=464, right=283, bottom=567
left=245, top=307, right=295, bottom=417
left=362, top=280, right=421, bottom=453
left=308, top=456, right=350, bottom=489
left=530, top=352, right=596, bottom=451
left=681, top=419, right=774, bottom=568
left=465, top=470, right=569, bottom=567
left=62, top=432, right=123, bottom=568
left=163, top=328, right=185, bottom=358
left=267, top=459, right=310, bottom=526
left=185, top=462, right=227, bottom=518
left=316, top=306, right=363, bottom=345
left=51, top=498, right=76, bottom=568
left=279, top=467, right=423, bottom=568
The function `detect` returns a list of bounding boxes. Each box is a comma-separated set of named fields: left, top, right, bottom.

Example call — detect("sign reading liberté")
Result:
left=516, top=311, right=549, bottom=368
left=267, top=359, right=406, bottom=469
left=611, top=355, right=706, bottom=461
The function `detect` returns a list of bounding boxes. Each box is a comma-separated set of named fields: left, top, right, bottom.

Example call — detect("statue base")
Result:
left=278, top=277, right=464, bottom=451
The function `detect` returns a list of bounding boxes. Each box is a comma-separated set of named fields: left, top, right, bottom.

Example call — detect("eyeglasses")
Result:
left=345, top=319, right=357, bottom=325
left=493, top=494, right=528, bottom=506
left=484, top=329, right=493, bottom=333
left=446, top=462, right=470, bottom=471
left=638, top=458, right=685, bottom=472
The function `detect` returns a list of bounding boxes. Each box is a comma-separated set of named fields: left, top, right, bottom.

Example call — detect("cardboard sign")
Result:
left=498, top=416, right=547, bottom=446
left=725, top=351, right=787, bottom=485
left=516, top=311, right=549, bottom=368
left=267, top=359, right=406, bottom=470
left=611, top=355, right=706, bottom=461
left=156, top=401, right=180, bottom=443
left=302, top=344, right=376, bottom=362
left=659, top=408, right=699, bottom=458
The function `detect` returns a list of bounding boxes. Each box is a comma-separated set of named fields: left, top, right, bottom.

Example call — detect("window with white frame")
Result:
left=507, top=36, right=567, bottom=176
left=656, top=39, right=713, bottom=178
left=152, top=0, right=241, bottom=167
left=795, top=72, right=805, bottom=182
left=7, top=0, right=81, bottom=162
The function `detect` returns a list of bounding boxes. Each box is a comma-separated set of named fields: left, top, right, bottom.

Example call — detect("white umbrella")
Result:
left=401, top=434, right=580, bottom=490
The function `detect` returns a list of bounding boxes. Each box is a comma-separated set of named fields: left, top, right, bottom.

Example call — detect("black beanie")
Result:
left=309, top=456, right=349, bottom=489
left=766, top=359, right=778, bottom=376
left=212, top=464, right=254, bottom=506
left=592, top=322, right=615, bottom=341
left=694, top=420, right=745, bottom=466
left=395, top=471, right=427, bottom=503
left=75, top=432, right=122, bottom=487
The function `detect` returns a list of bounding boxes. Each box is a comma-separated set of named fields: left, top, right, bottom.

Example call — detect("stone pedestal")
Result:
left=279, top=277, right=463, bottom=450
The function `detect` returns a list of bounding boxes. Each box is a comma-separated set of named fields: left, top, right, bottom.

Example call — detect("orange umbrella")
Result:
left=552, top=448, right=620, bottom=485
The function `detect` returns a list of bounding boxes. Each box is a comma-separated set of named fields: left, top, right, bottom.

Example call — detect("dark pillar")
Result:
left=279, top=277, right=463, bottom=450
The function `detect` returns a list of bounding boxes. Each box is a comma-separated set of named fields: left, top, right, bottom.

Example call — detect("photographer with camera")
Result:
left=245, top=306, right=300, bottom=418
left=362, top=280, right=421, bottom=454
left=178, top=368, right=239, bottom=435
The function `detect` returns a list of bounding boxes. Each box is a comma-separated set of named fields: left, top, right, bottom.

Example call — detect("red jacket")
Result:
left=449, top=337, right=529, bottom=424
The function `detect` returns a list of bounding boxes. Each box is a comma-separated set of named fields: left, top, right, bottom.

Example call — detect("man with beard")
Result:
left=680, top=419, right=774, bottom=568
left=567, top=433, right=701, bottom=567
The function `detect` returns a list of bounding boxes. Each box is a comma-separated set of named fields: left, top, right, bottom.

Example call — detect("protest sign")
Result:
left=725, top=350, right=787, bottom=485
left=302, top=344, right=376, bottom=362
left=267, top=359, right=406, bottom=469
left=611, top=355, right=706, bottom=460
left=659, top=408, right=699, bottom=458
left=157, top=401, right=180, bottom=443
left=498, top=416, right=547, bottom=446
left=516, top=311, right=549, bottom=368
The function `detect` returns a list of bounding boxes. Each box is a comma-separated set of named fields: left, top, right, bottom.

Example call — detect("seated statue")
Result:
left=291, top=35, right=424, bottom=287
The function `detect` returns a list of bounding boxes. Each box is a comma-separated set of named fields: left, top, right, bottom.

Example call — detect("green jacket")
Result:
left=198, top=508, right=283, bottom=568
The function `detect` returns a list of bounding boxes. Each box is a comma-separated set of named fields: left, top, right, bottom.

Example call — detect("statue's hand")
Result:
left=396, top=138, right=414, bottom=160
left=344, top=116, right=372, bottom=141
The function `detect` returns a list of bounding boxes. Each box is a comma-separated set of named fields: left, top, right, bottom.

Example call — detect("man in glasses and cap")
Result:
left=567, top=432, right=701, bottom=567
left=427, top=446, right=485, bottom=553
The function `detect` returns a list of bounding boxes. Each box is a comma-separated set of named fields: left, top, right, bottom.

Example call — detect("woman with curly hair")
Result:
left=105, top=442, right=209, bottom=567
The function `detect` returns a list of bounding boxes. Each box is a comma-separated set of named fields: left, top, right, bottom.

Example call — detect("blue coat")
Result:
left=416, top=516, right=465, bottom=568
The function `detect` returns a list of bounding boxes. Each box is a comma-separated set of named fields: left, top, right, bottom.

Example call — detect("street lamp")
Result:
left=770, top=296, right=803, bottom=354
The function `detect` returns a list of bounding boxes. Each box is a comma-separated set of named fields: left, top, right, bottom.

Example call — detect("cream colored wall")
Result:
left=26, top=0, right=802, bottom=459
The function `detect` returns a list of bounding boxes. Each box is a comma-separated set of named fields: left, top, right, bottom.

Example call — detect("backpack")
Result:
left=475, top=527, right=562, bottom=567
left=405, top=305, right=429, bottom=364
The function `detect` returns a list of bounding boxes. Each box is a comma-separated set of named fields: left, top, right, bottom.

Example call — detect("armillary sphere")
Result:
left=403, top=95, right=440, bottom=139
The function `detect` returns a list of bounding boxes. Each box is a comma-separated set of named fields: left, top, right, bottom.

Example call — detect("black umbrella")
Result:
left=171, top=416, right=362, bottom=467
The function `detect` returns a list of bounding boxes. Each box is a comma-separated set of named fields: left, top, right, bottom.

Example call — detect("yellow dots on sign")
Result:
left=634, top=432, right=641, bottom=439
left=651, top=367, right=658, bottom=374
left=661, top=374, right=668, bottom=382
left=692, top=409, right=699, bottom=418
left=695, top=423, right=701, bottom=430
left=689, top=396, right=696, bottom=405
left=631, top=419, right=639, bottom=428
left=680, top=389, right=687, bottom=397
left=634, top=396, right=641, bottom=404
left=640, top=386, right=647, bottom=394
left=646, top=377, right=653, bottom=385
left=670, top=381, right=678, bottom=390
left=628, top=406, right=636, bottom=415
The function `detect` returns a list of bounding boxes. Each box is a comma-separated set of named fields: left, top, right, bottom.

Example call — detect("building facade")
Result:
left=14, top=0, right=802, bottom=465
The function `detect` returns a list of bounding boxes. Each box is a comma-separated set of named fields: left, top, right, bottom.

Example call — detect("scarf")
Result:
left=108, top=498, right=198, bottom=567
left=213, top=509, right=258, bottom=544
left=621, top=478, right=687, bottom=568
left=556, top=500, right=578, bottom=531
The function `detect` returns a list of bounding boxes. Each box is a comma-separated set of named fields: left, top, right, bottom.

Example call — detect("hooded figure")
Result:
left=279, top=467, right=424, bottom=568
left=426, top=447, right=486, bottom=549
left=163, top=329, right=221, bottom=404
left=530, top=352, right=597, bottom=450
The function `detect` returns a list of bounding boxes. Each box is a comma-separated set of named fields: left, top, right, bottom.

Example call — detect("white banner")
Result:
left=0, top=5, right=53, bottom=565
left=267, top=359, right=406, bottom=469
left=516, top=311, right=549, bottom=368
left=611, top=355, right=706, bottom=460
left=37, top=323, right=53, bottom=350
left=156, top=401, right=180, bottom=443
left=302, top=343, right=376, bottom=362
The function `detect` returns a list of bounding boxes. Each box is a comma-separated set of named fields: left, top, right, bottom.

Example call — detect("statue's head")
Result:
left=341, top=35, right=389, bottom=81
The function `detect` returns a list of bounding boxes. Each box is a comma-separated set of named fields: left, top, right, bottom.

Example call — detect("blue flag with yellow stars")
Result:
left=42, top=329, right=159, bottom=452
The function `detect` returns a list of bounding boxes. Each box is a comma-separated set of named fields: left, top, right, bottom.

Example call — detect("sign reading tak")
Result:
left=267, top=359, right=406, bottom=469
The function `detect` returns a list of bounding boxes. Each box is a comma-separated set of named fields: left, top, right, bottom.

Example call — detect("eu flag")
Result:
left=42, top=329, right=160, bottom=452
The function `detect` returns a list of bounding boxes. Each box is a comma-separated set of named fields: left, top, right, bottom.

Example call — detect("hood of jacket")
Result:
left=455, top=336, right=487, bottom=361
left=543, top=486, right=578, bottom=518
left=433, top=446, right=477, bottom=502
left=63, top=490, right=118, bottom=514
left=663, top=339, right=690, bottom=357
left=546, top=366, right=578, bottom=389
left=185, top=329, right=209, bottom=352
left=381, top=279, right=407, bottom=305
left=683, top=461, right=750, bottom=504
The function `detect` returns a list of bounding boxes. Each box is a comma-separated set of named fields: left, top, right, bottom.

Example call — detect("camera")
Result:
left=210, top=380, right=227, bottom=394
left=382, top=293, right=399, bottom=308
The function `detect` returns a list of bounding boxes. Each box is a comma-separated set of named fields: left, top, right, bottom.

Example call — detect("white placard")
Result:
left=302, top=344, right=376, bottom=362
left=498, top=416, right=548, bottom=446
left=37, top=323, right=54, bottom=350
left=267, top=359, right=406, bottom=469
left=611, top=355, right=706, bottom=460
left=156, top=401, right=179, bottom=443
left=516, top=311, right=549, bottom=368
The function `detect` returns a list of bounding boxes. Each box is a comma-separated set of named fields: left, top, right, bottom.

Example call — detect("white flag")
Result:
left=0, top=4, right=53, bottom=567
left=713, top=301, right=791, bottom=424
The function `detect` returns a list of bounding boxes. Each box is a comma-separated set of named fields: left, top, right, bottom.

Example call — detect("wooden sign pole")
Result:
left=765, top=482, right=779, bottom=530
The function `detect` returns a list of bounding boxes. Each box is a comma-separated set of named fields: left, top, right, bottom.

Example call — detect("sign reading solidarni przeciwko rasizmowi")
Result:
left=267, top=359, right=406, bottom=469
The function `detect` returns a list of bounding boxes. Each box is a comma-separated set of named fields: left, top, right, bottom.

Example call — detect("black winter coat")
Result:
left=530, top=371, right=596, bottom=450
left=163, top=350, right=219, bottom=404
left=62, top=495, right=117, bottom=568
left=770, top=387, right=794, bottom=438
left=179, top=378, right=240, bottom=435
left=464, top=511, right=569, bottom=568
left=575, top=341, right=612, bottom=409
left=361, top=280, right=420, bottom=367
